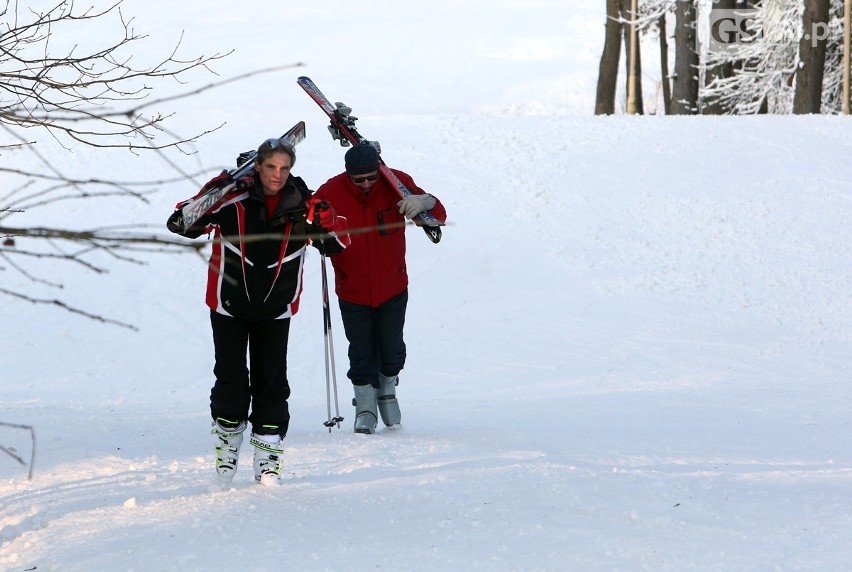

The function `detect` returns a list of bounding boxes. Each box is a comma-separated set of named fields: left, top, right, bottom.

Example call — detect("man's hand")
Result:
left=397, top=194, right=436, bottom=219
left=308, top=198, right=336, bottom=231
left=233, top=174, right=255, bottom=191
left=201, top=169, right=232, bottom=192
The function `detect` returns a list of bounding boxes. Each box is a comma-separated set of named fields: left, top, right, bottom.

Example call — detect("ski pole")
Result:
left=308, top=199, right=344, bottom=432
left=320, top=250, right=344, bottom=431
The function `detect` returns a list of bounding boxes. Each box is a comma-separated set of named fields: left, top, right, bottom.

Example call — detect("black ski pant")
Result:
left=209, top=311, right=291, bottom=437
left=338, top=289, right=407, bottom=387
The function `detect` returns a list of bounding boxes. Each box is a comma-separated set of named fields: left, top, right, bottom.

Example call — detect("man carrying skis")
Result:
left=167, top=137, right=349, bottom=486
left=313, top=143, right=447, bottom=434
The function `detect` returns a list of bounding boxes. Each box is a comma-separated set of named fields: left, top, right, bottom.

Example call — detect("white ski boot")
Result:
left=352, top=384, right=378, bottom=434
left=250, top=434, right=283, bottom=486
left=212, top=419, right=246, bottom=487
left=377, top=373, right=401, bottom=428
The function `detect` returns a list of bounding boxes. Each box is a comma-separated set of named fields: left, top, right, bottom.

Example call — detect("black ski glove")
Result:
left=233, top=174, right=255, bottom=191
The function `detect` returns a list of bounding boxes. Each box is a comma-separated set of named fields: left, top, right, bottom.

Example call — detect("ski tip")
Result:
left=424, top=226, right=442, bottom=244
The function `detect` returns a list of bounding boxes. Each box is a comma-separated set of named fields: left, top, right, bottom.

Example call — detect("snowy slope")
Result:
left=3, top=2, right=852, bottom=571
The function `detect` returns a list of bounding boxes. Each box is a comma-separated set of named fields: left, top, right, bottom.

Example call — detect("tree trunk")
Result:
left=793, top=0, right=830, bottom=114
left=702, top=0, right=736, bottom=114
left=659, top=13, right=672, bottom=114
left=843, top=0, right=851, bottom=114
left=624, top=0, right=644, bottom=114
left=670, top=0, right=699, bottom=114
left=595, top=0, right=624, bottom=115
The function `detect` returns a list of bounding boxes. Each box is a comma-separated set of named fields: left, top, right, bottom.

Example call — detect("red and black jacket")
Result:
left=175, top=175, right=348, bottom=321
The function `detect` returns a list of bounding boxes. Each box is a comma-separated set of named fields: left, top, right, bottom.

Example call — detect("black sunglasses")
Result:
left=350, top=173, right=379, bottom=184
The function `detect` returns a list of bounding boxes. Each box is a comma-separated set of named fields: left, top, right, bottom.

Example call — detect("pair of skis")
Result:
left=179, top=78, right=444, bottom=243
left=297, top=76, right=443, bottom=244
left=175, top=122, right=306, bottom=233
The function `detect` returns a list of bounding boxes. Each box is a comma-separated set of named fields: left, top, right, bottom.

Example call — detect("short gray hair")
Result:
left=256, top=138, right=296, bottom=167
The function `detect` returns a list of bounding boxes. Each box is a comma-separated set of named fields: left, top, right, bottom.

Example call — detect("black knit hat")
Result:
left=345, top=143, right=380, bottom=175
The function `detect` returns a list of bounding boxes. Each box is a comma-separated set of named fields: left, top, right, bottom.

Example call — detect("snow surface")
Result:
left=2, top=1, right=852, bottom=570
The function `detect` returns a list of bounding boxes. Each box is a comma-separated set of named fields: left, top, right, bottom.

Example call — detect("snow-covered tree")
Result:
left=595, top=0, right=849, bottom=115
left=701, top=1, right=800, bottom=114
left=818, top=1, right=848, bottom=113
left=794, top=0, right=831, bottom=113
left=702, top=0, right=845, bottom=114
left=671, top=0, right=700, bottom=113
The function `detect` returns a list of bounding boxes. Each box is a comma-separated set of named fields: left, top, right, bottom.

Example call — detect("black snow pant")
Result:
left=338, top=289, right=407, bottom=387
left=209, top=311, right=291, bottom=437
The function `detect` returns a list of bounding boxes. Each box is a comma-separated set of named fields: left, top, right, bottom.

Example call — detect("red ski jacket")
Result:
left=314, top=169, right=446, bottom=308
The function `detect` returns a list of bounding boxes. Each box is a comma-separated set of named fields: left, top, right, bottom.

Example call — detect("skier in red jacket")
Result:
left=313, top=143, right=447, bottom=434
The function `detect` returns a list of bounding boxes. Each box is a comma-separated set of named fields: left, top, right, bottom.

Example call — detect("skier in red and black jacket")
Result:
left=313, top=143, right=446, bottom=435
left=167, top=137, right=349, bottom=486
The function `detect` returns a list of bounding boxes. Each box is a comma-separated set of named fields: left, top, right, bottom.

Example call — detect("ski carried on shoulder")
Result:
left=177, top=121, right=307, bottom=232
left=296, top=76, right=443, bottom=244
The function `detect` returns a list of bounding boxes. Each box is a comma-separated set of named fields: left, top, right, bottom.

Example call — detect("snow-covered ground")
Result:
left=2, top=2, right=852, bottom=570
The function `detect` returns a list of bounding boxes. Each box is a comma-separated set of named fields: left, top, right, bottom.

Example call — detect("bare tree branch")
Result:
left=0, top=0, right=308, bottom=327
left=0, top=420, right=36, bottom=480
left=0, top=286, right=138, bottom=330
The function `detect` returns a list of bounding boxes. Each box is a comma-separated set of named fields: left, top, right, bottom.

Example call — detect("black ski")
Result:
left=296, top=76, right=443, bottom=243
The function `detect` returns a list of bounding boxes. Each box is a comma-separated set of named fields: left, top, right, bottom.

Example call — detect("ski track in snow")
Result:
left=3, top=112, right=852, bottom=571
